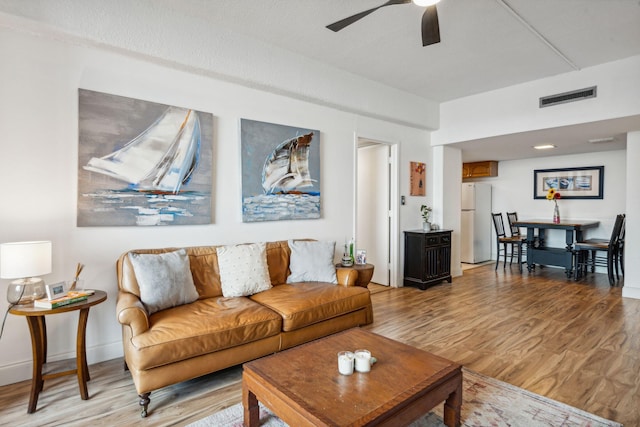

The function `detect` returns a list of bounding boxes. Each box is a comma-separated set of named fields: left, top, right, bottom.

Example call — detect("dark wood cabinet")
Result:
left=403, top=230, right=452, bottom=290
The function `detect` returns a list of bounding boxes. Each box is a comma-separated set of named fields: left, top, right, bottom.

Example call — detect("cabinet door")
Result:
left=462, top=161, right=498, bottom=178
left=469, top=162, right=492, bottom=176
left=424, top=247, right=440, bottom=280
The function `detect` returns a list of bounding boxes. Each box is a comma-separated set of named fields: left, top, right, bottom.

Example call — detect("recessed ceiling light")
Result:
left=533, top=144, right=556, bottom=150
left=588, top=137, right=614, bottom=144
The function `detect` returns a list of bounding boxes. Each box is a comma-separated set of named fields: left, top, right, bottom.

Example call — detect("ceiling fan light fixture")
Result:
left=413, top=0, right=440, bottom=6
left=327, top=0, right=442, bottom=47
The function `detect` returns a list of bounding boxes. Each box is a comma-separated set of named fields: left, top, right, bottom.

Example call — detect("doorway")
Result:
left=356, top=139, right=399, bottom=287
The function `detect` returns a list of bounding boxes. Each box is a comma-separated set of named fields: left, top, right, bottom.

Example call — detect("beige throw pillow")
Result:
left=216, top=242, right=272, bottom=297
left=128, top=249, right=199, bottom=314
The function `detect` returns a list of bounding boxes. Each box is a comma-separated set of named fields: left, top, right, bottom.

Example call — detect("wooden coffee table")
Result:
left=242, top=328, right=462, bottom=426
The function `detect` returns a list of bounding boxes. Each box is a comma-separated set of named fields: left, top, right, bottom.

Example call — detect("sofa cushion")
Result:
left=129, top=297, right=282, bottom=370
left=249, top=282, right=371, bottom=331
left=217, top=243, right=272, bottom=297
left=128, top=249, right=199, bottom=314
left=185, top=246, right=223, bottom=299
left=265, top=241, right=291, bottom=286
left=286, top=240, right=337, bottom=284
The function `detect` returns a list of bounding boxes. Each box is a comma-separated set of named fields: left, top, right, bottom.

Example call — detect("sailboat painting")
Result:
left=77, top=90, right=213, bottom=226
left=241, top=119, right=320, bottom=222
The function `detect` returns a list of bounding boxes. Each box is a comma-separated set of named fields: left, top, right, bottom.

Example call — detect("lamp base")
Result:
left=7, top=277, right=46, bottom=305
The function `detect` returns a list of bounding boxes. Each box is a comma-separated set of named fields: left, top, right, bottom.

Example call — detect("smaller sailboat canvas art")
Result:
left=241, top=119, right=320, bottom=222
left=78, top=90, right=213, bottom=226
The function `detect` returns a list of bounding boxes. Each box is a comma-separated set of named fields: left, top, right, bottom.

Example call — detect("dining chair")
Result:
left=506, top=211, right=528, bottom=267
left=492, top=213, right=525, bottom=272
left=574, top=214, right=625, bottom=285
left=506, top=212, right=521, bottom=238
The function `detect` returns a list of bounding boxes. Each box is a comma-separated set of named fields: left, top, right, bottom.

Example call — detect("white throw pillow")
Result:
left=286, top=240, right=337, bottom=284
left=128, top=249, right=199, bottom=314
left=216, top=242, right=272, bottom=297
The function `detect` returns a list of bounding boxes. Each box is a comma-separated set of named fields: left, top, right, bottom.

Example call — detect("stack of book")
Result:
left=34, top=291, right=91, bottom=309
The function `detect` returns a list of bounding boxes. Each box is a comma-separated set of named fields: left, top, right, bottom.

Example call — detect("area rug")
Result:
left=188, top=368, right=622, bottom=427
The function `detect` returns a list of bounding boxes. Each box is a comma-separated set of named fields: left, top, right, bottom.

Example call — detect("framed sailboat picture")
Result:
left=77, top=89, right=213, bottom=226
left=241, top=119, right=320, bottom=222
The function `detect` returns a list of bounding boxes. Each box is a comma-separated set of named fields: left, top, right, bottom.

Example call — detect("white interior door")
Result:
left=357, top=143, right=390, bottom=285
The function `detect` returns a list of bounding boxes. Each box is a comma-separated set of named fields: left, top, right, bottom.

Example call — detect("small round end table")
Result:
left=335, top=263, right=375, bottom=287
left=9, top=290, right=107, bottom=413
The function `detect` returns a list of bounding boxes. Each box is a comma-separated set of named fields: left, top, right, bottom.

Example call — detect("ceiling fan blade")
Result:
left=326, top=0, right=410, bottom=32
left=421, top=5, right=441, bottom=46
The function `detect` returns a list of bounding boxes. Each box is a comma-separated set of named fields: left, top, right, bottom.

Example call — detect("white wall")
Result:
left=623, top=132, right=640, bottom=299
left=433, top=55, right=640, bottom=145
left=0, top=26, right=430, bottom=385
left=433, top=146, right=463, bottom=277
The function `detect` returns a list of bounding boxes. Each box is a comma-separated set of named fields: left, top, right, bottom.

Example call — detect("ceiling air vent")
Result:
left=539, top=86, right=597, bottom=108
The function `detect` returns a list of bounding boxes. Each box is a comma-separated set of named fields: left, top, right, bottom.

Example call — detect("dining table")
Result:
left=512, top=219, right=600, bottom=277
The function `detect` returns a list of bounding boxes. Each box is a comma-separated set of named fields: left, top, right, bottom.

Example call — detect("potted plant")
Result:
left=420, top=205, right=432, bottom=231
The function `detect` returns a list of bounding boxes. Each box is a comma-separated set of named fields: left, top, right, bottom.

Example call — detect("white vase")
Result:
left=423, top=222, right=431, bottom=232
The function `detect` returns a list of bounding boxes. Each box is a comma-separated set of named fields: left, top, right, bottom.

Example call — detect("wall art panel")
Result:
left=78, top=89, right=213, bottom=226
left=241, top=119, right=320, bottom=222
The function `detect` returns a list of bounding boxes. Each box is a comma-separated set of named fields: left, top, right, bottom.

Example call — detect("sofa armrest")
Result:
left=116, top=291, right=150, bottom=336
left=336, top=267, right=358, bottom=287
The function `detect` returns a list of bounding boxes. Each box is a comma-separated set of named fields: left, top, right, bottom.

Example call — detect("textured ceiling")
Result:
left=160, top=0, right=640, bottom=102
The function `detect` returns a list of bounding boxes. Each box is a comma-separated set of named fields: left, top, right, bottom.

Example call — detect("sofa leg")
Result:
left=139, top=393, right=150, bottom=418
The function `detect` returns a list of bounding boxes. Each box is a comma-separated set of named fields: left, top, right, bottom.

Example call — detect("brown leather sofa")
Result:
left=116, top=240, right=373, bottom=417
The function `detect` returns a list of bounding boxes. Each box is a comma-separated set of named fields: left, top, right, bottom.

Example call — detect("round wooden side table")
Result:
left=335, top=263, right=375, bottom=287
left=9, top=290, right=107, bottom=413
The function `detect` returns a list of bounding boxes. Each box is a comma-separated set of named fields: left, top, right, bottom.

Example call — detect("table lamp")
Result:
left=0, top=241, right=52, bottom=305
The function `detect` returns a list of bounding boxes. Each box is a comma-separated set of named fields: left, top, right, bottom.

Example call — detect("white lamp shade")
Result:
left=0, top=241, right=52, bottom=279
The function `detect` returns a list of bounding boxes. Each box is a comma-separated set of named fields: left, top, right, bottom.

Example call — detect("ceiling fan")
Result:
left=326, top=0, right=441, bottom=47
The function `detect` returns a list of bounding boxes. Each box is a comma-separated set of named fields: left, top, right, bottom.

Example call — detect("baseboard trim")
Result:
left=0, top=341, right=122, bottom=386
left=622, top=286, right=640, bottom=300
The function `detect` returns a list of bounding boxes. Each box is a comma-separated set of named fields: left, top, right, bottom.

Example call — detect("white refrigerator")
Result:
left=461, top=183, right=492, bottom=263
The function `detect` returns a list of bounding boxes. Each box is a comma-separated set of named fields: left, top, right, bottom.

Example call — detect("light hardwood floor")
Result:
left=1, top=263, right=637, bottom=426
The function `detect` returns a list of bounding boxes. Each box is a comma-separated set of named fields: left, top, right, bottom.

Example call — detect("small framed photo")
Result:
left=410, top=162, right=426, bottom=196
left=45, top=281, right=68, bottom=300
left=356, top=249, right=367, bottom=265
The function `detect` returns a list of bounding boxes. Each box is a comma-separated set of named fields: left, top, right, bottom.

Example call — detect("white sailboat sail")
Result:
left=261, top=132, right=315, bottom=194
left=84, top=107, right=200, bottom=193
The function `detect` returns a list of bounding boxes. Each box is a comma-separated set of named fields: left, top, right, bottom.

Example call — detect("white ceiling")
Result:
left=154, top=0, right=640, bottom=162
left=163, top=0, right=640, bottom=103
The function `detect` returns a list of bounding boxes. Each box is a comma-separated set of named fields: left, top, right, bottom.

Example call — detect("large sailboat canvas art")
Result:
left=241, top=119, right=320, bottom=222
left=78, top=90, right=213, bottom=226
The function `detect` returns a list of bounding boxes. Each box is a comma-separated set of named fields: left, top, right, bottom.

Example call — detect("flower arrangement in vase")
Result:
left=420, top=205, right=432, bottom=231
left=546, top=188, right=562, bottom=224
